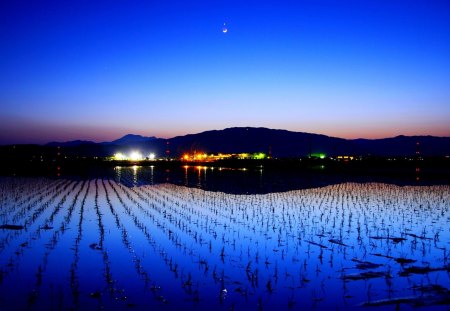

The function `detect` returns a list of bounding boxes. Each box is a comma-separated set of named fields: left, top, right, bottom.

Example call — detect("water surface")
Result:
left=0, top=173, right=449, bottom=310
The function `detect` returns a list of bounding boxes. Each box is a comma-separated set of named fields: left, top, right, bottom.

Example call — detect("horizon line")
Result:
left=2, top=126, right=449, bottom=146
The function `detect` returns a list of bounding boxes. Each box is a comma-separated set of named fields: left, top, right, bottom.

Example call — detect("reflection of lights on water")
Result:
left=132, top=165, right=139, bottom=185
left=197, top=166, right=202, bottom=187
left=184, top=165, right=189, bottom=186
left=115, top=166, right=122, bottom=182
left=150, top=165, right=154, bottom=185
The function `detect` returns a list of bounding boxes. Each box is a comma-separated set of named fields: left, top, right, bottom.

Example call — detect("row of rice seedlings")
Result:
left=124, top=182, right=218, bottom=257
left=92, top=178, right=114, bottom=308
left=0, top=177, right=65, bottom=220
left=104, top=177, right=203, bottom=307
left=154, top=185, right=310, bottom=305
left=68, top=179, right=90, bottom=309
left=124, top=180, right=450, bottom=310
left=24, top=178, right=129, bottom=310
left=0, top=178, right=72, bottom=252
left=108, top=177, right=250, bottom=305
left=1, top=175, right=448, bottom=310
left=89, top=178, right=146, bottom=308
left=103, top=178, right=180, bottom=305
left=25, top=180, right=88, bottom=309
left=0, top=177, right=48, bottom=210
left=0, top=179, right=75, bottom=243
left=136, top=183, right=308, bottom=306
left=133, top=184, right=264, bottom=300
left=91, top=178, right=450, bottom=307
left=119, top=173, right=344, bottom=308
left=0, top=180, right=83, bottom=279
left=115, top=180, right=220, bottom=266
left=4, top=178, right=274, bottom=310
left=114, top=178, right=299, bottom=306
left=9, top=179, right=73, bottom=225
left=128, top=177, right=258, bottom=259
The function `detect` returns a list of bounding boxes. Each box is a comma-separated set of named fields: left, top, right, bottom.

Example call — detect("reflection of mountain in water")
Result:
left=112, top=166, right=438, bottom=194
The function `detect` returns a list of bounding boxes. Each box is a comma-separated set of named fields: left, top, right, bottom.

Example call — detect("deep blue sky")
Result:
left=1, top=0, right=449, bottom=144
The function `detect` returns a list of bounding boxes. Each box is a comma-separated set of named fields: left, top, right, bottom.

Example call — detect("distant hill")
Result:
left=46, top=140, right=96, bottom=147
left=167, top=127, right=350, bottom=157
left=352, top=135, right=450, bottom=157
left=5, top=127, right=450, bottom=158
left=103, top=134, right=156, bottom=146
left=163, top=127, right=450, bottom=157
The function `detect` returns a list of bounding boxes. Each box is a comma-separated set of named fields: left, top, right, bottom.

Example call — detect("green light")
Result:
left=311, top=153, right=326, bottom=159
left=253, top=152, right=266, bottom=160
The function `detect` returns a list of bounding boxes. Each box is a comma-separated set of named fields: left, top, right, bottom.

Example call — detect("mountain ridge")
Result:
left=102, top=134, right=156, bottom=146
left=36, top=127, right=450, bottom=158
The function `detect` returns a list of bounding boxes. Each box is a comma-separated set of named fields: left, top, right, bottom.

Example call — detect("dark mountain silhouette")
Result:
left=46, top=140, right=96, bottom=147
left=352, top=135, right=449, bottom=157
left=163, top=127, right=450, bottom=157
left=5, top=127, right=450, bottom=158
left=167, top=127, right=351, bottom=157
left=103, top=134, right=156, bottom=146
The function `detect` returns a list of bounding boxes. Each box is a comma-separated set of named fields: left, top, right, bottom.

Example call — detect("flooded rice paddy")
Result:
left=0, top=169, right=449, bottom=310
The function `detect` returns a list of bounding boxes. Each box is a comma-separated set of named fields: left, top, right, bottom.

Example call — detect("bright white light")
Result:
left=148, top=153, right=156, bottom=160
left=114, top=152, right=126, bottom=160
left=129, top=151, right=143, bottom=161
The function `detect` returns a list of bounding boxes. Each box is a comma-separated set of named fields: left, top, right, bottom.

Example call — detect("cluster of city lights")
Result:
left=113, top=151, right=156, bottom=161
left=181, top=152, right=267, bottom=162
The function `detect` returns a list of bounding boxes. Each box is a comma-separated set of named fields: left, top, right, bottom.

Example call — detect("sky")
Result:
left=1, top=0, right=449, bottom=144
